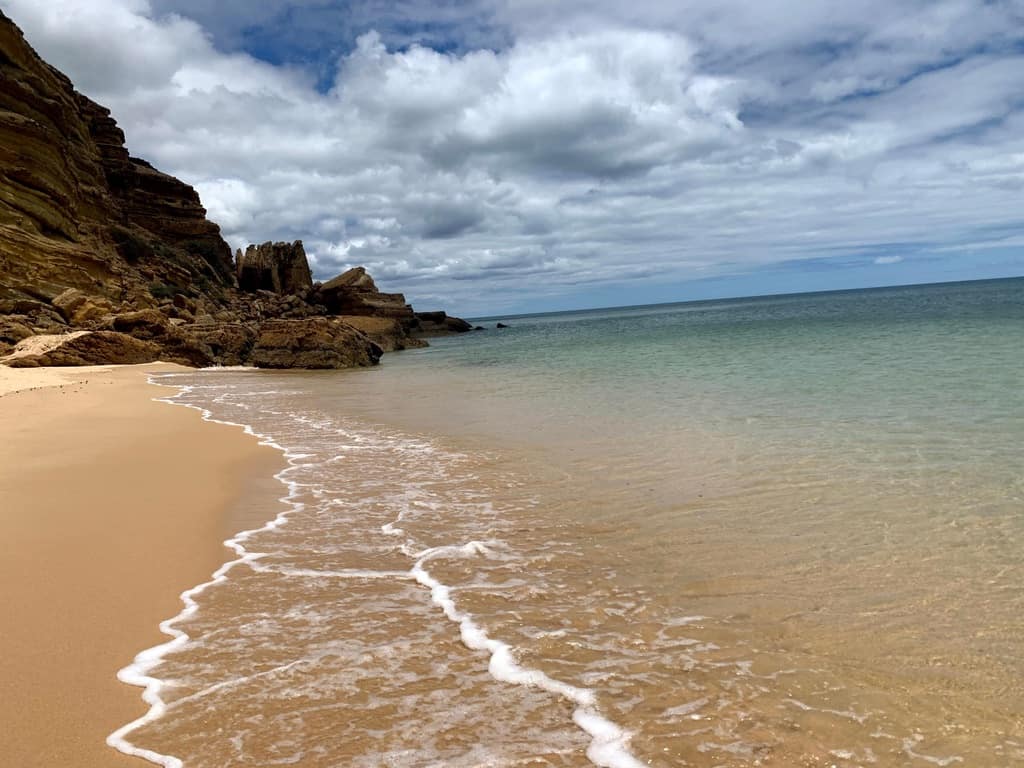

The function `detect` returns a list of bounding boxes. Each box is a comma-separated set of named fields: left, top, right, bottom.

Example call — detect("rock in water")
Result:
left=236, top=241, right=314, bottom=295
left=250, top=318, right=383, bottom=369
left=334, top=315, right=429, bottom=352
left=413, top=311, right=475, bottom=336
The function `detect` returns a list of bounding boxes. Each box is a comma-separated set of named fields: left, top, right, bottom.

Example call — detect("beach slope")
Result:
left=0, top=363, right=281, bottom=767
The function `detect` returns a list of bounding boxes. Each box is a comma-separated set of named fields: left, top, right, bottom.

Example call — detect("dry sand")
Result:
left=0, top=363, right=283, bottom=767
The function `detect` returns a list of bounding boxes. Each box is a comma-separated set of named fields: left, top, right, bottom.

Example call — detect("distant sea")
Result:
left=120, top=277, right=1024, bottom=767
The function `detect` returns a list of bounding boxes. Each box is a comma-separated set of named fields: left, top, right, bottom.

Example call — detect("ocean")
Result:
left=115, top=277, right=1024, bottom=767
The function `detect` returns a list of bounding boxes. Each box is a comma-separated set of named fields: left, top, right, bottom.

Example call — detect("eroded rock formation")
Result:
left=316, top=267, right=416, bottom=322
left=413, top=311, right=474, bottom=336
left=0, top=11, right=471, bottom=370
left=251, top=318, right=383, bottom=369
left=335, top=315, right=428, bottom=352
left=236, top=241, right=313, bottom=296
left=4, top=331, right=161, bottom=367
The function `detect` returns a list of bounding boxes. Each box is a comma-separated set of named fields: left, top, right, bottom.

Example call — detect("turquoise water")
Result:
left=123, top=278, right=1024, bottom=767
left=449, top=277, right=1024, bottom=454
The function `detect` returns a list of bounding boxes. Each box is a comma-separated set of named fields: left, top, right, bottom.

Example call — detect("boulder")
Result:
left=110, top=309, right=214, bottom=367
left=0, top=298, right=66, bottom=331
left=336, top=315, right=428, bottom=352
left=0, top=316, right=34, bottom=353
left=236, top=241, right=313, bottom=295
left=72, top=300, right=114, bottom=327
left=316, top=267, right=416, bottom=322
left=251, top=318, right=383, bottom=369
left=190, top=322, right=258, bottom=366
left=413, top=311, right=475, bottom=336
left=111, top=308, right=170, bottom=337
left=0, top=317, right=33, bottom=345
left=51, top=288, right=89, bottom=321
left=2, top=331, right=160, bottom=367
left=51, top=288, right=115, bottom=326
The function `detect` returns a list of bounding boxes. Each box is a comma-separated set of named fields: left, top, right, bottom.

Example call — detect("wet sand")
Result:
left=0, top=363, right=282, bottom=767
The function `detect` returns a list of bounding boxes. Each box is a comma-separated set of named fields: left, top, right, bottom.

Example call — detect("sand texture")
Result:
left=0, top=363, right=282, bottom=767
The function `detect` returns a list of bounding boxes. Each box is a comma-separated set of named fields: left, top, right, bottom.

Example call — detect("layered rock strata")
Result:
left=4, top=331, right=161, bottom=367
left=0, top=10, right=234, bottom=312
left=251, top=318, right=383, bottom=369
left=315, top=267, right=416, bottom=322
left=237, top=241, right=313, bottom=295
left=0, top=11, right=470, bottom=369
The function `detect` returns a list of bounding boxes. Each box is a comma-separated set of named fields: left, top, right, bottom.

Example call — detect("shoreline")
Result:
left=0, top=363, right=284, bottom=767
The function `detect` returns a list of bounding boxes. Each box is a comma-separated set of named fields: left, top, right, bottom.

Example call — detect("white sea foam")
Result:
left=111, top=372, right=649, bottom=768
left=784, top=697, right=869, bottom=724
left=252, top=562, right=413, bottom=580
left=901, top=735, right=964, bottom=766
left=411, top=542, right=647, bottom=768
left=107, top=375, right=305, bottom=768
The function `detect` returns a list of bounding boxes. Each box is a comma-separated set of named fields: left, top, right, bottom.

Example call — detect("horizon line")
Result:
left=467, top=273, right=1024, bottom=322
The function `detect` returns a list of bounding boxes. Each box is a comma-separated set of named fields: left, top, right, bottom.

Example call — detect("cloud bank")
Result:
left=5, top=0, right=1023, bottom=312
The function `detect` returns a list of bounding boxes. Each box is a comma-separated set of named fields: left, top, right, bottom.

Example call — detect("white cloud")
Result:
left=2, top=0, right=1023, bottom=312
left=874, top=255, right=904, bottom=265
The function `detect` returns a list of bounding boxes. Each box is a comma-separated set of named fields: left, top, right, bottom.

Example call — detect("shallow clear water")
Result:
left=120, top=278, right=1024, bottom=767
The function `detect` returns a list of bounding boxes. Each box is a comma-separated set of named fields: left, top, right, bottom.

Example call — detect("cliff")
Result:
left=0, top=10, right=234, bottom=314
left=0, top=11, right=470, bottom=369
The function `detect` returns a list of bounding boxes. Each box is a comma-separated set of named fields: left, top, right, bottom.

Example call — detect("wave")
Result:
left=108, top=371, right=645, bottom=768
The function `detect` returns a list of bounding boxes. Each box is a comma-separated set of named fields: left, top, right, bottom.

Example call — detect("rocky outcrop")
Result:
left=0, top=11, right=472, bottom=370
left=190, top=323, right=258, bottom=367
left=251, top=318, right=383, bottom=369
left=413, top=311, right=474, bottom=336
left=236, top=241, right=313, bottom=295
left=0, top=314, right=34, bottom=355
left=108, top=308, right=214, bottom=367
left=2, top=331, right=161, bottom=367
left=0, top=297, right=66, bottom=334
left=335, top=315, right=428, bottom=352
left=51, top=288, right=115, bottom=327
left=316, top=267, right=416, bottom=322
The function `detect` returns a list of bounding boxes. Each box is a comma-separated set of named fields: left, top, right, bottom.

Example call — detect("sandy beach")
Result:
left=0, top=363, right=282, bottom=767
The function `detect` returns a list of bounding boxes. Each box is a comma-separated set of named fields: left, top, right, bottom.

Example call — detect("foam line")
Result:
left=111, top=372, right=646, bottom=768
left=251, top=562, right=413, bottom=580
left=411, top=543, right=647, bottom=768
left=106, top=374, right=305, bottom=767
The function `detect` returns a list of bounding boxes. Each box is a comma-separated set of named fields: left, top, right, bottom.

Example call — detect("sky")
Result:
left=4, top=0, right=1024, bottom=314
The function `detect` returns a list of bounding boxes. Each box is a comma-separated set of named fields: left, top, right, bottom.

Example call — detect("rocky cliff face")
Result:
left=0, top=9, right=234, bottom=313
left=0, top=11, right=470, bottom=369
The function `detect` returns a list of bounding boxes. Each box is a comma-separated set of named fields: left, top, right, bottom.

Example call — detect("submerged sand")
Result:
left=0, top=363, right=282, bottom=767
